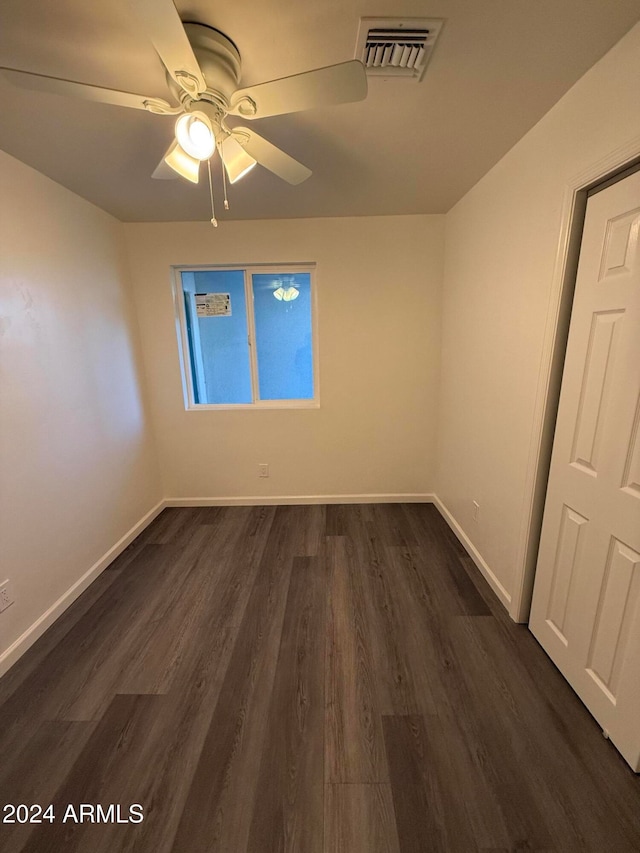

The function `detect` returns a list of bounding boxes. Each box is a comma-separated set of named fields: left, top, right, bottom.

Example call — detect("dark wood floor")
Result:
left=1, top=504, right=639, bottom=852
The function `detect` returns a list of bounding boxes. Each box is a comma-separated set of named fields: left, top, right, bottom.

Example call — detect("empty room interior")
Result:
left=1, top=0, right=640, bottom=850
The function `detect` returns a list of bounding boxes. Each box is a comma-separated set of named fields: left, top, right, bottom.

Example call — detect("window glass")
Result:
left=182, top=269, right=251, bottom=404
left=177, top=265, right=316, bottom=408
left=251, top=273, right=314, bottom=401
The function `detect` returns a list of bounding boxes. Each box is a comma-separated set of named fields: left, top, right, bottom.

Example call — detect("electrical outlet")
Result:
left=258, top=463, right=269, bottom=478
left=472, top=501, right=480, bottom=522
left=0, top=580, right=15, bottom=613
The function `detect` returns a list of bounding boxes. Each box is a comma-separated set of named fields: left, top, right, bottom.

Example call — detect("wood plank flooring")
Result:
left=1, top=503, right=639, bottom=852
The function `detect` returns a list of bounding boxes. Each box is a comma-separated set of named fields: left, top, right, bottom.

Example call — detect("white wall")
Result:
left=0, top=150, right=162, bottom=672
left=436, top=22, right=640, bottom=615
left=123, top=215, right=444, bottom=501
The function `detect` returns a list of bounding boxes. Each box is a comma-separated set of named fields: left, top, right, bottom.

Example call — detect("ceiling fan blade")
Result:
left=228, top=60, right=367, bottom=119
left=0, top=67, right=179, bottom=113
left=231, top=128, right=311, bottom=185
left=128, top=0, right=206, bottom=97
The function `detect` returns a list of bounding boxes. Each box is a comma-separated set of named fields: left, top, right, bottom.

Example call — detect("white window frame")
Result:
left=172, top=263, right=320, bottom=410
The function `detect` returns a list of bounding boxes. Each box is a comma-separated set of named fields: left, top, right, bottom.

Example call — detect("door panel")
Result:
left=570, top=309, right=623, bottom=474
left=586, top=538, right=640, bottom=701
left=530, top=170, right=640, bottom=772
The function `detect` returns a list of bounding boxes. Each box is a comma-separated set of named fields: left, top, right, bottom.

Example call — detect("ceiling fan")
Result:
left=0, top=0, right=367, bottom=194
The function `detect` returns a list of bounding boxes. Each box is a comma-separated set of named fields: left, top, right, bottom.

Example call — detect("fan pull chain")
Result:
left=207, top=159, right=217, bottom=227
left=219, top=141, right=230, bottom=210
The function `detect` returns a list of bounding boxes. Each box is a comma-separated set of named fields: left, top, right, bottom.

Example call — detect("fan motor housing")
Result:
left=167, top=24, right=241, bottom=107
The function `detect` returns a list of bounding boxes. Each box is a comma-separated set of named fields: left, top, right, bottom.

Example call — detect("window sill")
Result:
left=185, top=400, right=320, bottom=411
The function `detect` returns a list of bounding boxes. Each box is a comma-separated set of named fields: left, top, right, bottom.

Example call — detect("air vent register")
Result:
left=355, top=17, right=444, bottom=81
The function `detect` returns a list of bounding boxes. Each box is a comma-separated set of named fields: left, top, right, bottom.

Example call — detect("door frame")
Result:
left=511, top=135, right=640, bottom=623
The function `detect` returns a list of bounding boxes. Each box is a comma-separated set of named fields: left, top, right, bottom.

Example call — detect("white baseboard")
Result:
left=166, top=493, right=436, bottom=507
left=0, top=500, right=166, bottom=679
left=432, top=495, right=512, bottom=612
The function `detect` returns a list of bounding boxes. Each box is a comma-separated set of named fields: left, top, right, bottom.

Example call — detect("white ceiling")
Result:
left=1, top=0, right=638, bottom=222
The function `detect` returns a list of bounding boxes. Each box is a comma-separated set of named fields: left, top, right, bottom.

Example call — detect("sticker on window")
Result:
left=195, top=293, right=231, bottom=317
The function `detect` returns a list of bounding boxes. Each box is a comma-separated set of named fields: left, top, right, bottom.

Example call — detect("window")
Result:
left=174, top=264, right=318, bottom=409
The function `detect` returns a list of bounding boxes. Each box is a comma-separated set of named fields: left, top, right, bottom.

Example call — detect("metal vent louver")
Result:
left=355, top=18, right=444, bottom=81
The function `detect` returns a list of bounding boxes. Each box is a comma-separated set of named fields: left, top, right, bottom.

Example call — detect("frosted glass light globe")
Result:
left=175, top=112, right=215, bottom=160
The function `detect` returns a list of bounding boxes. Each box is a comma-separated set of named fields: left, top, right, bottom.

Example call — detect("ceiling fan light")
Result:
left=164, top=141, right=201, bottom=183
left=282, top=285, right=299, bottom=301
left=272, top=283, right=299, bottom=301
left=175, top=111, right=215, bottom=160
left=220, top=136, right=257, bottom=183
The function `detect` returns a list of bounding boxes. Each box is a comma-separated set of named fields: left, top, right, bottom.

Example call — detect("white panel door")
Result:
left=530, top=170, right=640, bottom=772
